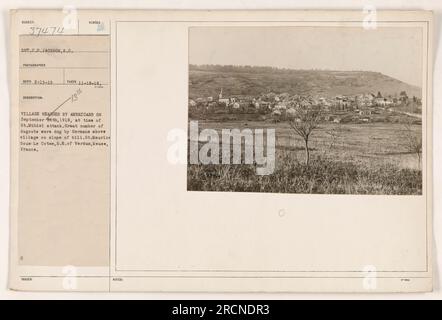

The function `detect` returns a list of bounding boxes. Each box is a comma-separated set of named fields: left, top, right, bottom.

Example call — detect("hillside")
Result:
left=189, top=65, right=422, bottom=99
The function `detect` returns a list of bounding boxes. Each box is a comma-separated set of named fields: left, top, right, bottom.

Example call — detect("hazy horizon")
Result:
left=189, top=27, right=423, bottom=87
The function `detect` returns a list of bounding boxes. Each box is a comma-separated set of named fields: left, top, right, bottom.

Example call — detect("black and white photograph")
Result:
left=2, top=7, right=437, bottom=297
left=188, top=26, right=424, bottom=195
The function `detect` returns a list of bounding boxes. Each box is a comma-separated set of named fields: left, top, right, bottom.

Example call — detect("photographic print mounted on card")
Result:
left=9, top=10, right=433, bottom=293
left=187, top=26, right=424, bottom=195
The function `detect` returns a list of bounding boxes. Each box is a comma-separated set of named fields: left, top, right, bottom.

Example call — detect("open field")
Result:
left=187, top=121, right=423, bottom=195
left=192, top=120, right=422, bottom=170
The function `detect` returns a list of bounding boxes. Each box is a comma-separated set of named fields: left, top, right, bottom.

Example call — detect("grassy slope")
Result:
left=189, top=65, right=422, bottom=99
left=187, top=158, right=422, bottom=195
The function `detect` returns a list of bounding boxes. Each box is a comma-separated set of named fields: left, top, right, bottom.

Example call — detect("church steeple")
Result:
left=219, top=88, right=223, bottom=100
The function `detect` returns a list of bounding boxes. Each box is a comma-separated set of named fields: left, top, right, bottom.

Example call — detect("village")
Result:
left=189, top=88, right=421, bottom=124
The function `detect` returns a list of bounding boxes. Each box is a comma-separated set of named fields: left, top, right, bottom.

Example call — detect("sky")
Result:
left=189, top=26, right=423, bottom=87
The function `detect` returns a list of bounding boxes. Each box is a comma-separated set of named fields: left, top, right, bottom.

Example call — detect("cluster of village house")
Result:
left=189, top=89, right=416, bottom=123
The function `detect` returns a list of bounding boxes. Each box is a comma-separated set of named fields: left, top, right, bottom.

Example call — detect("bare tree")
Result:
left=287, top=105, right=321, bottom=166
left=403, top=121, right=422, bottom=170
